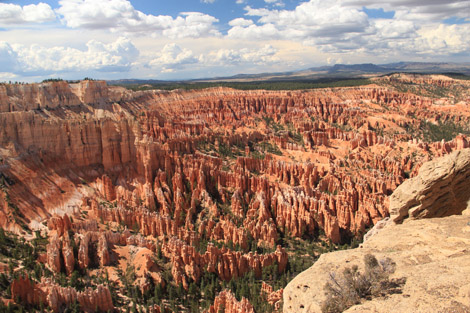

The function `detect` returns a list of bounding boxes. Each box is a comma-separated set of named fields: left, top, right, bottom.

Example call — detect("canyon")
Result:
left=0, top=73, right=469, bottom=311
left=283, top=148, right=470, bottom=313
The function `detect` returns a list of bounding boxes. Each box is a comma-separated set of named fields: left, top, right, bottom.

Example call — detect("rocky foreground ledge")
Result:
left=283, top=149, right=470, bottom=313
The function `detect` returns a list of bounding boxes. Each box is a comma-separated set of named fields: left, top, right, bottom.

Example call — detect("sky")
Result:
left=0, top=0, right=469, bottom=82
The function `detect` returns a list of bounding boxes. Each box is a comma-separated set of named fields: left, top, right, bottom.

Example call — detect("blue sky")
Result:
left=0, top=0, right=469, bottom=82
left=5, top=0, right=300, bottom=23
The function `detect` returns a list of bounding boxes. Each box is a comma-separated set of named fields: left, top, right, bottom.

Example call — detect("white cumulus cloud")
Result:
left=372, top=19, right=417, bottom=39
left=56, top=0, right=220, bottom=38
left=0, top=2, right=55, bottom=26
left=346, top=0, right=470, bottom=22
left=264, top=0, right=284, bottom=7
left=228, top=23, right=280, bottom=40
left=228, top=1, right=371, bottom=48
left=0, top=72, right=17, bottom=82
left=228, top=18, right=254, bottom=27
left=148, top=43, right=279, bottom=74
left=162, top=13, right=221, bottom=39
left=204, top=44, right=279, bottom=65
left=227, top=0, right=470, bottom=58
left=0, top=42, right=20, bottom=72
left=9, top=37, right=139, bottom=74
left=413, top=23, right=470, bottom=55
left=149, top=44, right=199, bottom=73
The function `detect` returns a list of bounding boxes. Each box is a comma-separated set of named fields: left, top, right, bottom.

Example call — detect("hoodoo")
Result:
left=0, top=74, right=469, bottom=311
left=283, top=148, right=470, bottom=313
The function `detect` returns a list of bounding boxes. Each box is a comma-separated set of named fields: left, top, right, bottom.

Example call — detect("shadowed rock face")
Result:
left=390, top=148, right=470, bottom=223
left=0, top=76, right=469, bottom=311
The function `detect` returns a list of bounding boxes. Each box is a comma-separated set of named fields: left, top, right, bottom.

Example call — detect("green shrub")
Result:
left=321, top=254, right=402, bottom=313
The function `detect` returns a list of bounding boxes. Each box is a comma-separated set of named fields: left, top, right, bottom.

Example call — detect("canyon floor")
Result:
left=0, top=73, right=469, bottom=312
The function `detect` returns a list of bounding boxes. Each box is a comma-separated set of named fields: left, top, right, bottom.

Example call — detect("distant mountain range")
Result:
left=316, top=62, right=470, bottom=74
left=108, top=62, right=470, bottom=85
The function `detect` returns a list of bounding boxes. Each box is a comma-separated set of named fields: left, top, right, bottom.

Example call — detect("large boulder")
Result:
left=390, top=148, right=470, bottom=223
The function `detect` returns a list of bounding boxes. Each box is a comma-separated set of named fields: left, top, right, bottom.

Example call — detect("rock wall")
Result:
left=0, top=80, right=126, bottom=112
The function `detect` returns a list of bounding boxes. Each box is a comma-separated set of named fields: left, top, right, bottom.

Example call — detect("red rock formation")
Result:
left=2, top=76, right=470, bottom=310
left=78, top=232, right=91, bottom=270
left=205, top=290, right=255, bottom=313
left=199, top=218, right=248, bottom=251
left=62, top=233, right=75, bottom=275
left=47, top=214, right=72, bottom=236
left=46, top=283, right=113, bottom=313
left=97, top=233, right=111, bottom=267
left=11, top=276, right=113, bottom=313
left=11, top=275, right=47, bottom=306
left=3, top=79, right=467, bottom=241
left=46, top=235, right=62, bottom=273
left=99, top=175, right=116, bottom=202
left=160, top=237, right=287, bottom=288
left=148, top=305, right=163, bottom=313
left=261, top=282, right=284, bottom=309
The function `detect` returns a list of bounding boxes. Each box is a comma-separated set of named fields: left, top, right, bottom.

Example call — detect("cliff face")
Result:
left=283, top=149, right=470, bottom=313
left=0, top=80, right=125, bottom=112
left=0, top=76, right=469, bottom=310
